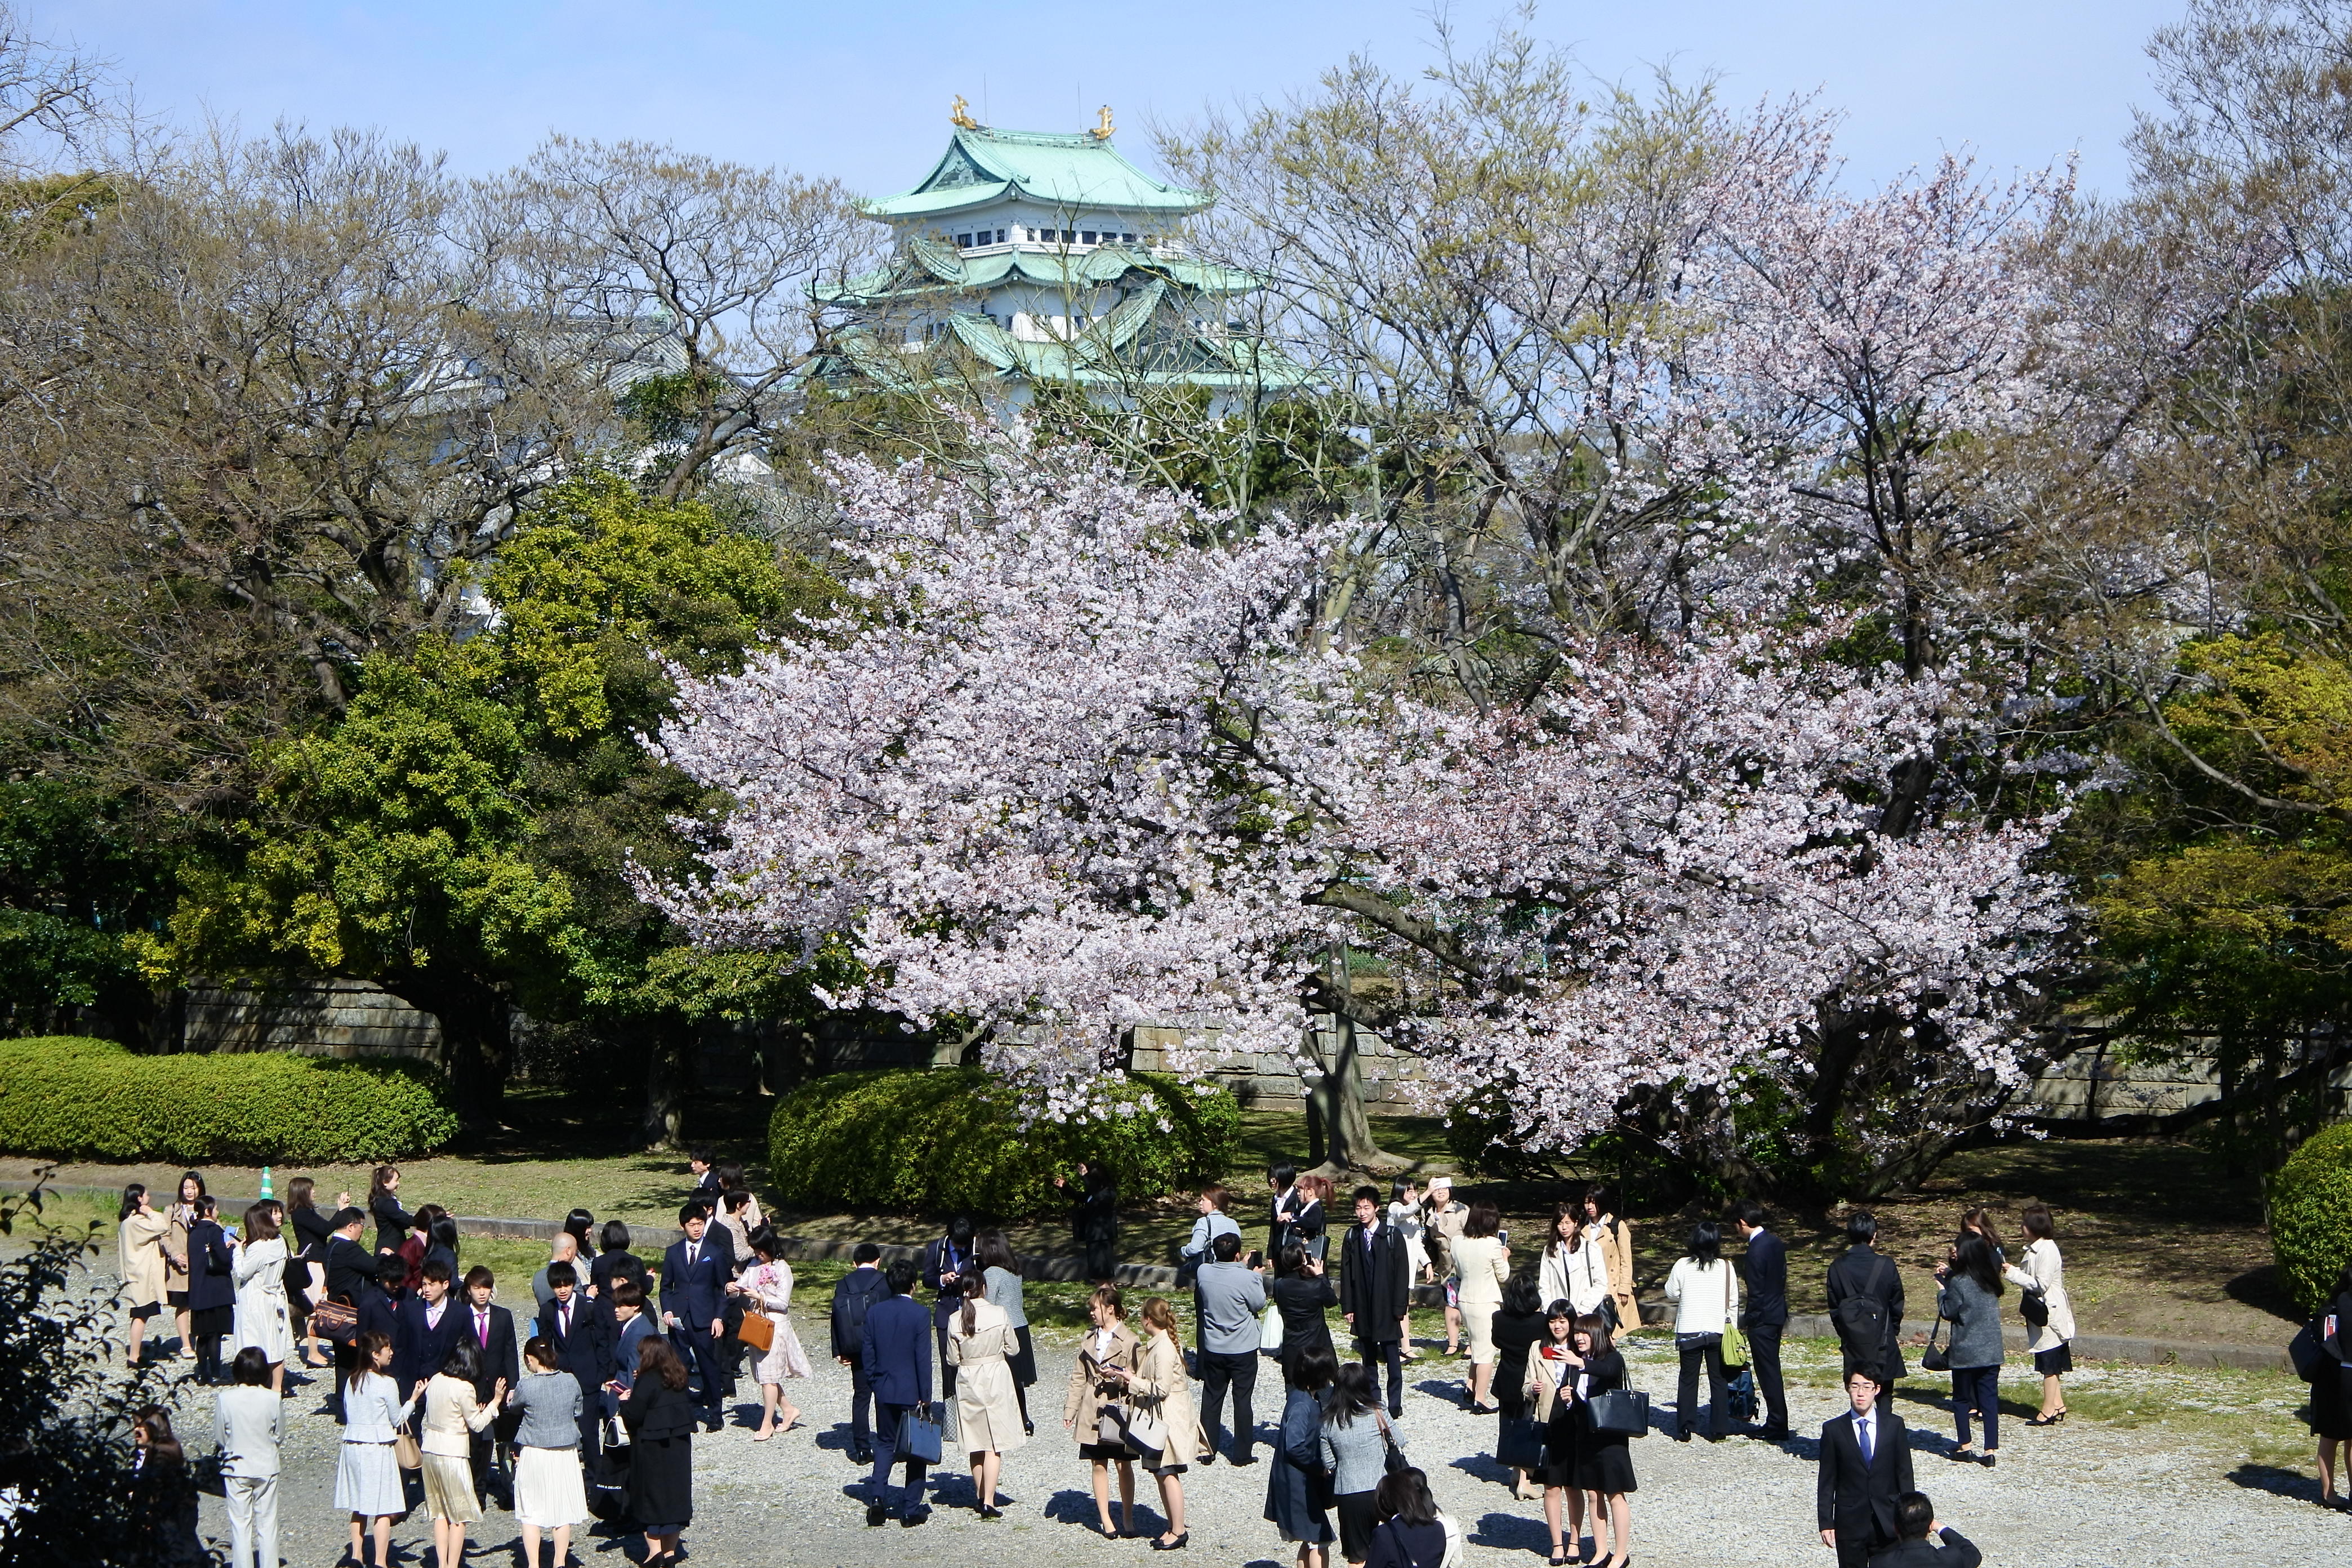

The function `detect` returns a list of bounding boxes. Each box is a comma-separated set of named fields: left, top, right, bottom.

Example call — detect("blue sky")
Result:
left=37, top=1, right=2185, bottom=200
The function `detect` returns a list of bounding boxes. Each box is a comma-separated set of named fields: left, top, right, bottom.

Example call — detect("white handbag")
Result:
left=1259, top=1298, right=1285, bottom=1353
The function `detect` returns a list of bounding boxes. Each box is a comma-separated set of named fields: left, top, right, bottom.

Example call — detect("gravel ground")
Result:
left=128, top=1326, right=2350, bottom=1568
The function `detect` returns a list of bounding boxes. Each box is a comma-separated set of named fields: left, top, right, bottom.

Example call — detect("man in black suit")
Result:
left=688, top=1148, right=721, bottom=1200
left=460, top=1264, right=520, bottom=1501
left=1825, top=1211, right=1906, bottom=1416
left=394, top=1258, right=464, bottom=1401
left=1867, top=1492, right=1981, bottom=1567
left=920, top=1217, right=975, bottom=1400
left=831, top=1243, right=890, bottom=1465
left=1734, top=1200, right=1790, bottom=1440
left=1818, top=1366, right=1914, bottom=1568
left=860, top=1258, right=934, bottom=1527
left=321, top=1207, right=383, bottom=1304
left=1339, top=1185, right=1409, bottom=1418
left=537, top=1260, right=610, bottom=1469
left=660, top=1202, right=734, bottom=1432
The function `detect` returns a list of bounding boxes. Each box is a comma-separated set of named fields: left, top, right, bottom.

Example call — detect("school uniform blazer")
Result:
left=370, top=1194, right=415, bottom=1257
left=660, top=1232, right=733, bottom=1333
left=612, top=1310, right=660, bottom=1393
left=1339, top=1223, right=1409, bottom=1336
left=458, top=1301, right=520, bottom=1395
left=1741, top=1228, right=1790, bottom=1330
left=1816, top=1407, right=1914, bottom=1540
left=357, top=1284, right=403, bottom=1348
left=538, top=1293, right=611, bottom=1394
left=394, top=1295, right=465, bottom=1397
left=861, top=1292, right=935, bottom=1407
left=322, top=1236, right=381, bottom=1303
left=185, top=1221, right=235, bottom=1315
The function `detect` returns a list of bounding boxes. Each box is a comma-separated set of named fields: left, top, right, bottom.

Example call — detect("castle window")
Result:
left=955, top=234, right=972, bottom=248
left=1122, top=233, right=1137, bottom=243
left=1081, top=230, right=1097, bottom=244
left=1061, top=230, right=1075, bottom=243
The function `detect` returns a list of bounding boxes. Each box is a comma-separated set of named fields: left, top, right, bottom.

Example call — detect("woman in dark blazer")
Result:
left=183, top=1197, right=235, bottom=1384
left=590, top=1218, right=647, bottom=1299
left=621, top=1337, right=697, bottom=1567
left=1271, top=1242, right=1339, bottom=1386
left=1490, top=1269, right=1548, bottom=1498
left=366, top=1166, right=412, bottom=1257
left=1264, top=1344, right=1338, bottom=1568
left=1570, top=1315, right=1637, bottom=1568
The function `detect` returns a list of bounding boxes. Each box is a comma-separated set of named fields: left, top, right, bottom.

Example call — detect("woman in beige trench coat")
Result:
left=1120, top=1297, right=1205, bottom=1551
left=117, top=1183, right=170, bottom=1367
left=948, top=1280, right=1027, bottom=1517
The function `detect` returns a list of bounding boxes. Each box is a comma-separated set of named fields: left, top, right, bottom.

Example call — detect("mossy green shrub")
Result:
left=768, top=1067, right=1240, bottom=1219
left=2271, top=1121, right=2352, bottom=1312
left=0, top=1035, right=460, bottom=1163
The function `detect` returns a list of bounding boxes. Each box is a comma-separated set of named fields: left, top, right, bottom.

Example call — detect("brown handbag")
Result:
left=735, top=1308, right=776, bottom=1353
left=310, top=1297, right=360, bottom=1343
left=393, top=1426, right=422, bottom=1470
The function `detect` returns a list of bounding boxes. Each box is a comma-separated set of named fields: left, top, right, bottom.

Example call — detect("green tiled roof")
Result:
left=816, top=242, right=1262, bottom=305
left=865, top=126, right=1206, bottom=221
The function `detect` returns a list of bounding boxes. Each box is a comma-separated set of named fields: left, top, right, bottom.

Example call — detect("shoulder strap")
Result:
left=1868, top=1253, right=1892, bottom=1296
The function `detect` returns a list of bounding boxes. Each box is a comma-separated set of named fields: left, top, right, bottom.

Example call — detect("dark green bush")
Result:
left=768, top=1067, right=1241, bottom=1219
left=2273, top=1121, right=2352, bottom=1312
left=0, top=1035, right=460, bottom=1162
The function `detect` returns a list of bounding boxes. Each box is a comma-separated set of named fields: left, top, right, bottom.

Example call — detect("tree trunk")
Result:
left=642, top=1014, right=694, bottom=1150
left=1302, top=1012, right=1405, bottom=1177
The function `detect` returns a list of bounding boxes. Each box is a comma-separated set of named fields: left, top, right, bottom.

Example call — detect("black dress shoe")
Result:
left=852, top=1447, right=875, bottom=1466
left=1197, top=1450, right=1214, bottom=1466
left=866, top=1504, right=889, bottom=1527
left=901, top=1508, right=930, bottom=1528
left=1228, top=1453, right=1258, bottom=1465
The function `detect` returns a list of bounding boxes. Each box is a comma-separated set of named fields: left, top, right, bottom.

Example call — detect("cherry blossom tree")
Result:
left=642, top=422, right=2071, bottom=1186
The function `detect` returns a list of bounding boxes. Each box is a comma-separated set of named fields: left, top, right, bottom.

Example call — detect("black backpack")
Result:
left=1832, top=1254, right=1893, bottom=1351
left=834, top=1267, right=888, bottom=1343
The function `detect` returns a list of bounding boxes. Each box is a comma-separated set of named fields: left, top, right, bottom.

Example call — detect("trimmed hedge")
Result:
left=2273, top=1121, right=2352, bottom=1312
left=0, top=1036, right=461, bottom=1163
left=768, top=1067, right=1241, bottom=1219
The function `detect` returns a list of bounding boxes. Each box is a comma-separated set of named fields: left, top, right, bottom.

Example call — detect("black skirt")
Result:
left=1573, top=1433, right=1636, bottom=1495
left=2033, top=1342, right=2073, bottom=1376
left=1333, top=1490, right=1380, bottom=1562
left=189, top=1305, right=233, bottom=1340
left=1008, top=1324, right=1039, bottom=1388
left=167, top=1289, right=189, bottom=1309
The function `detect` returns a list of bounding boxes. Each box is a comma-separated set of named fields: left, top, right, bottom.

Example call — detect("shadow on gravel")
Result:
left=1467, top=1509, right=1551, bottom=1552
left=2226, top=1462, right=2322, bottom=1503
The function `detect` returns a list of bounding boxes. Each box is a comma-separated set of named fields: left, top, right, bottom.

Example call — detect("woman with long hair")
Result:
left=1937, top=1232, right=2007, bottom=1465
left=1367, top=1466, right=1464, bottom=1568
left=1581, top=1186, right=1638, bottom=1333
left=1492, top=1270, right=1548, bottom=1499
left=1125, top=1297, right=1202, bottom=1548
left=366, top=1166, right=410, bottom=1257
left=130, top=1405, right=203, bottom=1567
left=1526, top=1300, right=1584, bottom=1566
left=230, top=1202, right=292, bottom=1393
left=1065, top=1282, right=1144, bottom=1538
left=1387, top=1179, right=1426, bottom=1353
left=1663, top=1220, right=1736, bottom=1441
left=164, top=1170, right=206, bottom=1361
left=563, top=1208, right=595, bottom=1260
left=948, top=1249, right=1030, bottom=1517
left=282, top=1175, right=336, bottom=1367
left=625, top=1338, right=698, bottom=1566
left=1540, top=1204, right=1610, bottom=1321
left=1569, top=1314, right=1635, bottom=1568
left=117, top=1183, right=168, bottom=1369
left=337, top=1331, right=412, bottom=1567
left=1265, top=1344, right=1338, bottom=1568
left=730, top=1228, right=812, bottom=1438
left=184, top=1195, right=235, bottom=1385
left=978, top=1230, right=1039, bottom=1433
left=1319, top=1362, right=1404, bottom=1568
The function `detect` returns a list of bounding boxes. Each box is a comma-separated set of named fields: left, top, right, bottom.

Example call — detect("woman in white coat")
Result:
left=230, top=1204, right=292, bottom=1393
left=2004, top=1202, right=2075, bottom=1424
left=1538, top=1206, right=1611, bottom=1322
left=947, top=1266, right=1028, bottom=1518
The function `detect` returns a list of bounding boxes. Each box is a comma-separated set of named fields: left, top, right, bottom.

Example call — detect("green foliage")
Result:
left=0, top=779, right=173, bottom=1039
left=0, top=1035, right=458, bottom=1162
left=0, top=1167, right=186, bottom=1567
left=2270, top=1121, right=2352, bottom=1312
left=768, top=1068, right=1241, bottom=1219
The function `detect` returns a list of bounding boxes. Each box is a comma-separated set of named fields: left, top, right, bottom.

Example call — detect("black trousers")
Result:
left=1197, top=1349, right=1259, bottom=1459
left=1084, top=1238, right=1117, bottom=1280
left=1831, top=1507, right=1890, bottom=1568
left=842, top=1352, right=874, bottom=1453
left=1747, top=1323, right=1788, bottom=1433
left=867, top=1402, right=929, bottom=1513
left=573, top=1382, right=603, bottom=1474
left=1357, top=1334, right=1404, bottom=1416
left=1676, top=1335, right=1727, bottom=1437
left=669, top=1326, right=727, bottom=1424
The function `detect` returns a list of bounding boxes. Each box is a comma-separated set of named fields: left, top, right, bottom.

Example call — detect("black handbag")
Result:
left=1921, top=1316, right=1952, bottom=1374
left=1587, top=1388, right=1649, bottom=1437
left=1377, top=1410, right=1409, bottom=1476
left=2292, top=1315, right=2333, bottom=1382
left=2020, top=1288, right=2050, bottom=1328
left=1496, top=1416, right=1545, bottom=1469
left=899, top=1401, right=945, bottom=1464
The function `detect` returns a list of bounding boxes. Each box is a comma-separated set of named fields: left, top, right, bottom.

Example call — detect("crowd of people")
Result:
left=106, top=1155, right=2114, bottom=1568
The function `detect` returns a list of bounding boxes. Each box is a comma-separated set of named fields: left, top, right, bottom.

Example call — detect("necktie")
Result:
left=687, top=1243, right=698, bottom=1269
left=1858, top=1414, right=1873, bottom=1465
left=559, top=1302, right=570, bottom=1337
left=478, top=1311, right=488, bottom=1347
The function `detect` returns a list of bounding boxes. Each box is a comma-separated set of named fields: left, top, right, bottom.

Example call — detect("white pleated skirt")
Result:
left=513, top=1445, right=589, bottom=1528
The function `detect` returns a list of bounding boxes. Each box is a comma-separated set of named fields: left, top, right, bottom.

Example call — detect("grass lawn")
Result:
left=0, top=1086, right=2302, bottom=1348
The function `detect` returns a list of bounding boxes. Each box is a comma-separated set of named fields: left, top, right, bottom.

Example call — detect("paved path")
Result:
left=142, top=1329, right=2351, bottom=1568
